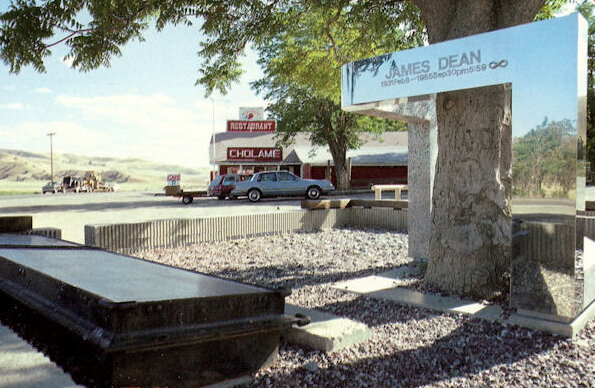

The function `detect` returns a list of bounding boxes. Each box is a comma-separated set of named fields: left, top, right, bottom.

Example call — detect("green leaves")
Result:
left=512, top=119, right=577, bottom=197
left=0, top=0, right=195, bottom=73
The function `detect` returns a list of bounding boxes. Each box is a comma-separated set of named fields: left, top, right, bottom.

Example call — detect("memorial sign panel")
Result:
left=342, top=13, right=591, bottom=323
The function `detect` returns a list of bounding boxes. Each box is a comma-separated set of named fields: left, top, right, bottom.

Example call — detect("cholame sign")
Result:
left=227, top=147, right=282, bottom=162
left=342, top=13, right=592, bottom=323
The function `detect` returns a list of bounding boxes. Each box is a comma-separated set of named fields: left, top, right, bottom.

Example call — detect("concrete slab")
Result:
left=284, top=304, right=370, bottom=353
left=332, top=271, right=595, bottom=336
left=331, top=275, right=404, bottom=294
left=0, top=324, right=81, bottom=388
left=331, top=278, right=504, bottom=322
left=509, top=299, right=595, bottom=337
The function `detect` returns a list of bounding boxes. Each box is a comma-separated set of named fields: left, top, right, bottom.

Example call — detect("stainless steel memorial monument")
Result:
left=341, top=13, right=592, bottom=326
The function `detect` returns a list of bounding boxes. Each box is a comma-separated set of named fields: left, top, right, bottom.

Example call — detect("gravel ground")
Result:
left=136, top=228, right=595, bottom=388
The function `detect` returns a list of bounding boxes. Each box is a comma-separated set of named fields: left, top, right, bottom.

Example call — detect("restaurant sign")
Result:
left=239, top=107, right=264, bottom=120
left=227, top=147, right=283, bottom=162
left=227, top=120, right=276, bottom=132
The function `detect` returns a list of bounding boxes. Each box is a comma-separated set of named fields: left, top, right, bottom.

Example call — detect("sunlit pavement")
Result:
left=0, top=191, right=375, bottom=244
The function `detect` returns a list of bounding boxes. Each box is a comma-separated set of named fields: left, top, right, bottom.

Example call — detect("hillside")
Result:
left=0, top=149, right=210, bottom=194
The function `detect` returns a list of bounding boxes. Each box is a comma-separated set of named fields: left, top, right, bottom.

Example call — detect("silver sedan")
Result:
left=231, top=171, right=334, bottom=202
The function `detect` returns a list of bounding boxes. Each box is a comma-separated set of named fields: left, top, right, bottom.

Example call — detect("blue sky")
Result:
left=0, top=3, right=581, bottom=169
left=0, top=9, right=267, bottom=168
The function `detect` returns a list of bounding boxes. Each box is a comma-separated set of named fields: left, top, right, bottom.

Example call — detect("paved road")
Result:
left=2, top=187, right=594, bottom=244
left=0, top=192, right=372, bottom=244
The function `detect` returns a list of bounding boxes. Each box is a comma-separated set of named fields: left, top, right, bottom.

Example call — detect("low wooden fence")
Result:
left=84, top=207, right=408, bottom=253
left=84, top=204, right=595, bottom=255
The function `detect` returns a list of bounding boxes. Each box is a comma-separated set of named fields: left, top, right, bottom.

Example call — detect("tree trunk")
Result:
left=426, top=85, right=512, bottom=298
left=334, top=162, right=350, bottom=191
left=411, top=0, right=544, bottom=298
left=329, top=144, right=350, bottom=190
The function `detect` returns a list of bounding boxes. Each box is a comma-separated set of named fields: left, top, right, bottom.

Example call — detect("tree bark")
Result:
left=410, top=0, right=544, bottom=298
left=334, top=161, right=350, bottom=190
left=329, top=142, right=350, bottom=190
left=428, top=85, right=512, bottom=297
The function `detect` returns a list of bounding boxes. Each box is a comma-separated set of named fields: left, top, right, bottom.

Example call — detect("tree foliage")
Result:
left=513, top=118, right=577, bottom=197
left=247, top=1, right=419, bottom=188
left=0, top=0, right=423, bottom=190
left=576, top=0, right=595, bottom=172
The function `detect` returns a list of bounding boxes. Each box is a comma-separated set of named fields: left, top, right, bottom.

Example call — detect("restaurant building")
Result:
left=208, top=129, right=408, bottom=188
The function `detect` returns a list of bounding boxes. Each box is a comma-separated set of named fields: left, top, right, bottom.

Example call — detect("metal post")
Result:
left=347, top=157, right=352, bottom=189
left=211, top=98, right=216, bottom=178
left=47, top=132, right=56, bottom=183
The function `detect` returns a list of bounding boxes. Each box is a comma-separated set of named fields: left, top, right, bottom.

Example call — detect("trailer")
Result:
left=164, top=185, right=208, bottom=204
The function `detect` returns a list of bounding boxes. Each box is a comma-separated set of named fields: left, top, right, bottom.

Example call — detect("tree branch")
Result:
left=45, top=28, right=94, bottom=49
left=324, top=1, right=346, bottom=64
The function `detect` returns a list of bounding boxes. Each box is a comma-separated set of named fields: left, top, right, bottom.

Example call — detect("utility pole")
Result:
left=211, top=98, right=216, bottom=179
left=47, top=132, right=56, bottom=183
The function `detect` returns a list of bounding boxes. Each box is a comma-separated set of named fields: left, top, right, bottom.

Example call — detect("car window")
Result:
left=211, top=176, right=223, bottom=185
left=279, top=171, right=299, bottom=181
left=223, top=176, right=235, bottom=184
left=260, top=172, right=277, bottom=182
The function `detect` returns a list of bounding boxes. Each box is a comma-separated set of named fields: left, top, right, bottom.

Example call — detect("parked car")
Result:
left=207, top=173, right=251, bottom=199
left=231, top=171, right=334, bottom=202
left=42, top=181, right=61, bottom=194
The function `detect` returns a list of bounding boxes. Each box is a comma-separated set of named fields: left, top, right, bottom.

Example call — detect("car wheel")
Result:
left=182, top=196, right=193, bottom=205
left=306, top=186, right=321, bottom=200
left=217, top=195, right=226, bottom=200
left=228, top=195, right=237, bottom=200
left=247, top=189, right=261, bottom=202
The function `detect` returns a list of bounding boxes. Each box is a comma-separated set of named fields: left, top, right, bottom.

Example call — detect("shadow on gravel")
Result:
left=208, top=263, right=407, bottom=290
left=256, top=319, right=563, bottom=387
left=310, top=293, right=433, bottom=328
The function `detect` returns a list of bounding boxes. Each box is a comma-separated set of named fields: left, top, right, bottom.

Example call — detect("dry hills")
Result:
left=0, top=149, right=210, bottom=194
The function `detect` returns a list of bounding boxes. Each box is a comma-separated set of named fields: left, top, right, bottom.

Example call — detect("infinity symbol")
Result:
left=489, top=60, right=508, bottom=69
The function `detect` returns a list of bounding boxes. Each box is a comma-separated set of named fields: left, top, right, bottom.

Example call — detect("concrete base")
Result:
left=509, top=300, right=595, bottom=337
left=332, top=276, right=504, bottom=322
left=284, top=304, right=370, bottom=352
left=331, top=271, right=594, bottom=337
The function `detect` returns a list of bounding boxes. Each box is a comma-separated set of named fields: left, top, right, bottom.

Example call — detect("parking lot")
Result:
left=0, top=191, right=372, bottom=244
